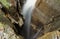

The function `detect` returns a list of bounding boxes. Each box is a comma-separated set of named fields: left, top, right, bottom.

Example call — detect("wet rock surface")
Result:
left=0, top=0, right=60, bottom=39
left=0, top=10, right=23, bottom=39
left=31, top=0, right=60, bottom=38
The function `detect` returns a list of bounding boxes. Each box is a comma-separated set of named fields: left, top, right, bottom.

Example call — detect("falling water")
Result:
left=22, top=0, right=37, bottom=39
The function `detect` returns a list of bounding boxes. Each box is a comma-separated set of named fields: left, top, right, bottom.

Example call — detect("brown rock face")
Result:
left=31, top=0, right=60, bottom=37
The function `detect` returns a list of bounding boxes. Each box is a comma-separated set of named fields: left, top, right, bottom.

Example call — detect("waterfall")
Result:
left=22, top=0, right=37, bottom=39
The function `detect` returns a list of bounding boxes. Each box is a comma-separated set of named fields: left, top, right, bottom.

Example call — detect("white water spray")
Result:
left=22, top=0, right=37, bottom=39
left=22, top=0, right=37, bottom=17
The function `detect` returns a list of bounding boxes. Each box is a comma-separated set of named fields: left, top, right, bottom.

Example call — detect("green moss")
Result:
left=55, top=0, right=60, bottom=4
left=0, top=23, right=4, bottom=28
left=0, top=0, right=10, bottom=9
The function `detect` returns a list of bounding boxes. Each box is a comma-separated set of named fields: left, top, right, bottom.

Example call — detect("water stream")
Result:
left=22, top=0, right=37, bottom=39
